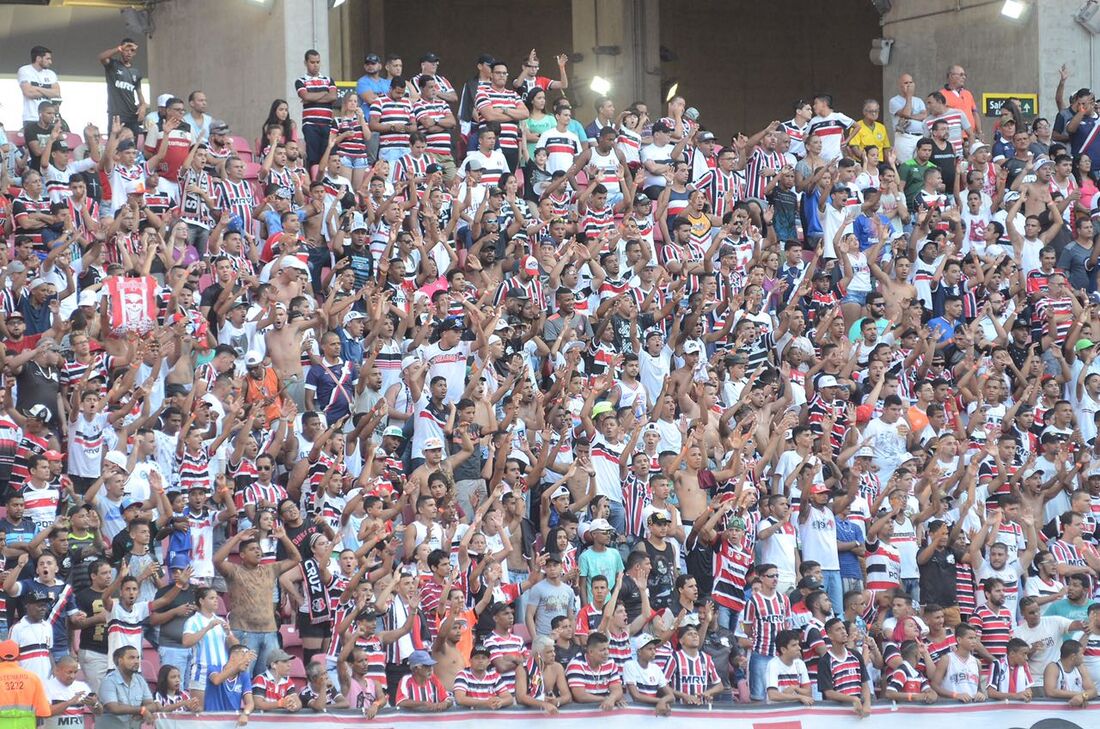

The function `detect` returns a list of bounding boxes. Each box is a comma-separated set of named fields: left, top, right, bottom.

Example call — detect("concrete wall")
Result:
left=881, top=0, right=1040, bottom=123
left=0, top=5, right=147, bottom=78
left=659, top=0, right=883, bottom=141
left=147, top=0, right=329, bottom=138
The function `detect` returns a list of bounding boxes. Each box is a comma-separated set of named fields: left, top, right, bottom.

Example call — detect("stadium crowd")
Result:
left=2, top=35, right=1100, bottom=726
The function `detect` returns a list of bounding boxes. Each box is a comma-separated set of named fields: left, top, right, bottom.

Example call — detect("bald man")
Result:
left=942, top=64, right=982, bottom=139
left=888, top=73, right=928, bottom=163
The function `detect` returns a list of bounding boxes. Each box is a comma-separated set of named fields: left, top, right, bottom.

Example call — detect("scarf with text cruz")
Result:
left=301, top=557, right=330, bottom=625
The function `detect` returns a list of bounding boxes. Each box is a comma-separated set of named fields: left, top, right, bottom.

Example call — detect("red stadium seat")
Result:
left=242, top=161, right=262, bottom=181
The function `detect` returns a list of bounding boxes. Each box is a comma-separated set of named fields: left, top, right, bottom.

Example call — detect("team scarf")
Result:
left=301, top=557, right=331, bottom=625
left=105, top=275, right=158, bottom=335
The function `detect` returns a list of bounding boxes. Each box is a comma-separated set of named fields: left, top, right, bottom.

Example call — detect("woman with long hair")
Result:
left=154, top=664, right=198, bottom=712
left=259, top=98, right=296, bottom=153
left=523, top=87, right=553, bottom=161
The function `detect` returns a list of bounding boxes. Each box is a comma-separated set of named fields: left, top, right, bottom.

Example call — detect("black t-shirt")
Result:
left=619, top=573, right=643, bottom=623
left=641, top=539, right=677, bottom=612
left=155, top=584, right=195, bottom=647
left=929, top=139, right=956, bottom=191
left=21, top=121, right=52, bottom=156
left=105, top=58, right=143, bottom=119
left=15, top=363, right=60, bottom=422
left=75, top=587, right=109, bottom=654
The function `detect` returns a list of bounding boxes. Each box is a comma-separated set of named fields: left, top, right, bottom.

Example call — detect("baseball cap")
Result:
left=51, top=140, right=70, bottom=154
left=633, top=193, right=652, bottom=206
left=633, top=633, right=662, bottom=650
left=244, top=350, right=264, bottom=367
left=856, top=446, right=874, bottom=458
left=470, top=644, right=492, bottom=658
left=591, top=401, right=614, bottom=419
left=364, top=53, right=381, bottom=64
left=424, top=437, right=444, bottom=451
left=0, top=640, right=18, bottom=660
left=438, top=317, right=464, bottom=332
left=30, top=277, right=49, bottom=290
left=43, top=450, right=63, bottom=462
left=78, top=289, right=98, bottom=308
left=817, top=375, right=839, bottom=389
left=830, top=183, right=849, bottom=195
left=350, top=212, right=368, bottom=231
left=698, top=131, right=716, bottom=142
left=104, top=450, right=129, bottom=471
left=466, top=157, right=484, bottom=171
left=505, top=287, right=529, bottom=300
left=409, top=650, right=437, bottom=667
left=683, top=340, right=702, bottom=355
left=550, top=484, right=571, bottom=500
left=1075, top=338, right=1096, bottom=352
left=168, top=553, right=190, bottom=570
left=28, top=404, right=52, bottom=422
left=383, top=425, right=405, bottom=439
left=267, top=649, right=293, bottom=666
left=522, top=255, right=540, bottom=276
left=344, top=310, right=367, bottom=326
left=420, top=52, right=440, bottom=63
left=117, top=139, right=136, bottom=152
left=210, top=120, right=230, bottom=135
left=588, top=518, right=614, bottom=533
left=27, top=590, right=52, bottom=603
left=969, top=141, right=990, bottom=155
left=156, top=93, right=172, bottom=108
left=7, top=260, right=26, bottom=274
left=425, top=162, right=443, bottom=174
left=798, top=576, right=823, bottom=590
left=809, top=483, right=830, bottom=495
left=121, top=497, right=141, bottom=512
left=647, top=509, right=672, bottom=524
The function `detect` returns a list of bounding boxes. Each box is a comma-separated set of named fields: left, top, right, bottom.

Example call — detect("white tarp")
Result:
left=155, top=702, right=1098, bottom=729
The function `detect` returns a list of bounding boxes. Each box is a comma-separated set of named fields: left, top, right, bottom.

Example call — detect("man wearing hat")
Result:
left=395, top=650, right=452, bottom=711
left=640, top=119, right=689, bottom=200
left=39, top=122, right=100, bottom=205
left=9, top=589, right=54, bottom=680
left=0, top=638, right=50, bottom=729
left=250, top=648, right=302, bottom=712
left=411, top=52, right=456, bottom=102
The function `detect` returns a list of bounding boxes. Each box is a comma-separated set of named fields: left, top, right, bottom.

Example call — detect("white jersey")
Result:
left=44, top=676, right=93, bottom=729
left=10, top=618, right=53, bottom=680
left=765, top=656, right=810, bottom=702
left=939, top=651, right=981, bottom=697
left=419, top=340, right=470, bottom=404
left=797, top=504, right=839, bottom=570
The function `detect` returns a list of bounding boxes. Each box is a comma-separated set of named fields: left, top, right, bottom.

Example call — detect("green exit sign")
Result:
left=982, top=93, right=1038, bottom=117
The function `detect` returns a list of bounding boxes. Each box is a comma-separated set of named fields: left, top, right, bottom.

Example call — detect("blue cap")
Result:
left=121, top=497, right=141, bottom=511
left=408, top=650, right=436, bottom=667
left=168, top=553, right=190, bottom=570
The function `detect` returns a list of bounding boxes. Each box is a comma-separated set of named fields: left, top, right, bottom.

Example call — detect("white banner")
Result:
left=155, top=702, right=1099, bottom=729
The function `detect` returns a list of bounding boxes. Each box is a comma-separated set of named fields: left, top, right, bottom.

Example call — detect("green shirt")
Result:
left=898, top=159, right=936, bottom=211
left=1044, top=597, right=1091, bottom=641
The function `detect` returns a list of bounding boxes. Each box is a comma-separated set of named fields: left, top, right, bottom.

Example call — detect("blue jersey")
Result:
left=204, top=669, right=252, bottom=711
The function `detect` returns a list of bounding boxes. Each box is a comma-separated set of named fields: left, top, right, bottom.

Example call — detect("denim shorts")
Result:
left=841, top=289, right=870, bottom=306
left=340, top=155, right=372, bottom=170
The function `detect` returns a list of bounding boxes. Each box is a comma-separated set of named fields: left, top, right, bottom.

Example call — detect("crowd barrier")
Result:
left=153, top=701, right=1099, bottom=729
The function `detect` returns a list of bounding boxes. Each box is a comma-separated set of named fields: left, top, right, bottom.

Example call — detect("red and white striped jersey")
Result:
left=475, top=87, right=524, bottom=150
left=483, top=629, right=526, bottom=692
left=251, top=670, right=296, bottom=702
left=19, top=483, right=59, bottom=532
left=711, top=540, right=753, bottom=612
left=106, top=599, right=149, bottom=656
left=214, top=178, right=258, bottom=233
left=413, top=99, right=453, bottom=156
left=335, top=114, right=369, bottom=159
left=369, top=96, right=415, bottom=149
left=971, top=605, right=1013, bottom=662
left=695, top=168, right=742, bottom=218
left=565, top=656, right=622, bottom=696
left=664, top=649, right=720, bottom=696
left=396, top=673, right=448, bottom=705
left=745, top=147, right=785, bottom=200
left=864, top=539, right=901, bottom=592
left=453, top=668, right=506, bottom=700
left=295, top=74, right=337, bottom=127
left=744, top=590, right=791, bottom=656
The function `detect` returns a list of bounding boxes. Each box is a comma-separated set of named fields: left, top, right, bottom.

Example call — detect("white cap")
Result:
left=104, top=450, right=129, bottom=471
left=683, top=340, right=702, bottom=355
left=350, top=212, right=368, bottom=231
left=856, top=446, right=874, bottom=458
left=156, top=93, right=173, bottom=108
left=488, top=334, right=502, bottom=346
left=817, top=375, right=839, bottom=389
left=424, top=437, right=444, bottom=451
left=969, top=141, right=990, bottom=155
left=244, top=350, right=264, bottom=367
left=78, top=289, right=98, bottom=308
left=588, top=518, right=613, bottom=532
left=550, top=484, right=571, bottom=500
left=344, top=310, right=367, bottom=326
left=632, top=632, right=662, bottom=651
left=30, top=277, right=49, bottom=290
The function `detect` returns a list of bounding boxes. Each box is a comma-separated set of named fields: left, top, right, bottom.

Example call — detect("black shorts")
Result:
left=296, top=612, right=331, bottom=639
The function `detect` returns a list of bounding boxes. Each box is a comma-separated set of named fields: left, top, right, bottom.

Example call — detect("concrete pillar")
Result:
left=147, top=0, right=329, bottom=136
left=569, top=0, right=660, bottom=121
left=881, top=0, right=1096, bottom=127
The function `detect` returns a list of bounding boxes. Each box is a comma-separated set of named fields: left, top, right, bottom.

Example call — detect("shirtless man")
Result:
left=431, top=597, right=468, bottom=689
left=1015, top=157, right=1056, bottom=218
left=669, top=437, right=711, bottom=524
left=867, top=218, right=918, bottom=320
left=407, top=431, right=474, bottom=492
left=264, top=303, right=320, bottom=410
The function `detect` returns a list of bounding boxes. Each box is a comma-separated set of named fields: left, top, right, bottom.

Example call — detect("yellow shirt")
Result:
left=848, top=120, right=891, bottom=155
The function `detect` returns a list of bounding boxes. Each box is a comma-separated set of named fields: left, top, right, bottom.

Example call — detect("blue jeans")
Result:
left=159, top=645, right=191, bottom=685
left=901, top=577, right=920, bottom=605
left=379, top=146, right=410, bottom=182
left=822, top=569, right=843, bottom=617
left=749, top=651, right=772, bottom=701
left=236, top=629, right=279, bottom=676
left=607, top=500, right=627, bottom=534
left=717, top=605, right=739, bottom=631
